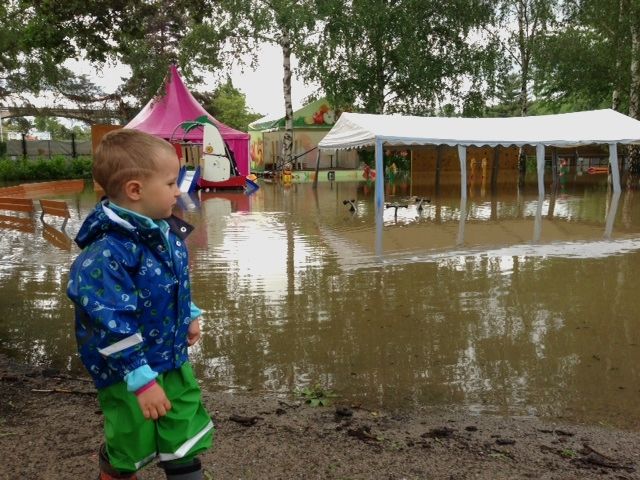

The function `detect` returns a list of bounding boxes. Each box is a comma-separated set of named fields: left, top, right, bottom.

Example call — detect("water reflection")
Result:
left=42, top=223, right=72, bottom=251
left=2, top=176, right=640, bottom=429
left=605, top=192, right=621, bottom=239
left=0, top=214, right=35, bottom=234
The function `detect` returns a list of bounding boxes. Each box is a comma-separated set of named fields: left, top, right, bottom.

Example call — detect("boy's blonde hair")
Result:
left=93, top=129, right=176, bottom=198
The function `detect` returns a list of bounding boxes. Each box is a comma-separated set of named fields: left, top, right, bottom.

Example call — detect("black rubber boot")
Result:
left=160, top=457, right=203, bottom=480
left=98, top=444, right=139, bottom=480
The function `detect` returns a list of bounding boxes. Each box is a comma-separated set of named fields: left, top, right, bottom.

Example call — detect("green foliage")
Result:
left=0, top=1, right=115, bottom=103
left=2, top=1, right=222, bottom=118
left=0, top=157, right=92, bottom=182
left=5, top=0, right=640, bottom=127
left=113, top=1, right=223, bottom=108
left=485, top=74, right=522, bottom=117
left=531, top=0, right=632, bottom=113
left=6, top=118, right=33, bottom=135
left=297, top=384, right=337, bottom=407
left=195, top=78, right=262, bottom=132
left=33, top=117, right=91, bottom=140
left=486, top=0, right=557, bottom=116
left=358, top=149, right=410, bottom=173
left=298, top=0, right=496, bottom=115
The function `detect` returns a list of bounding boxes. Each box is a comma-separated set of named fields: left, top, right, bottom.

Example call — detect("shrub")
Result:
left=0, top=156, right=93, bottom=182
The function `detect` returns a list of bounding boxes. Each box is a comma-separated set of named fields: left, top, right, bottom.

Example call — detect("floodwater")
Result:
left=2, top=170, right=640, bottom=429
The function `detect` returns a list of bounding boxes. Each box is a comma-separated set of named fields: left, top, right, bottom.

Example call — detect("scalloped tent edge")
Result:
left=316, top=109, right=640, bottom=206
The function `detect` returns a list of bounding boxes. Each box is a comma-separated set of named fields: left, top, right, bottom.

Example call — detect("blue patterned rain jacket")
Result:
left=67, top=200, right=196, bottom=389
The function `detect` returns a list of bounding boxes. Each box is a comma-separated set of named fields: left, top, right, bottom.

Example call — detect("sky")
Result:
left=64, top=42, right=319, bottom=121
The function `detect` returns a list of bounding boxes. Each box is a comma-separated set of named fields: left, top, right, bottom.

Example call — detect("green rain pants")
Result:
left=97, top=363, right=214, bottom=473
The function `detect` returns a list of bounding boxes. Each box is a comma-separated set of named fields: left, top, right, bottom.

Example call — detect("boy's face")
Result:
left=136, top=149, right=181, bottom=219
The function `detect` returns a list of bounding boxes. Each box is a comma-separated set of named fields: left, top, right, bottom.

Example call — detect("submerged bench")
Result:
left=0, top=197, right=36, bottom=233
left=39, top=199, right=70, bottom=230
left=0, top=197, right=34, bottom=215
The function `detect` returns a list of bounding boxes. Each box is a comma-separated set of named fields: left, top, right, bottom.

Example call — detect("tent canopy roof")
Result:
left=318, top=109, right=640, bottom=150
left=125, top=64, right=249, bottom=141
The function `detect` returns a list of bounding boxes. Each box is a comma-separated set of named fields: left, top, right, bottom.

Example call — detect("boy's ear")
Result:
left=123, top=180, right=143, bottom=201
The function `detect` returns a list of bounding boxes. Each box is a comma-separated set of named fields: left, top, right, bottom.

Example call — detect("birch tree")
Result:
left=212, top=0, right=316, bottom=168
left=488, top=0, right=556, bottom=118
left=627, top=2, right=640, bottom=173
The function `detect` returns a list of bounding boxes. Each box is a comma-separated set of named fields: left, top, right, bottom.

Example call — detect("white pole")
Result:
left=536, top=144, right=545, bottom=197
left=375, top=139, right=384, bottom=211
left=609, top=143, right=621, bottom=194
left=457, top=145, right=467, bottom=201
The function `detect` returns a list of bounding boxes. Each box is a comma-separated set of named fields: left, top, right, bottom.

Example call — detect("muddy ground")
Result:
left=1, top=354, right=639, bottom=480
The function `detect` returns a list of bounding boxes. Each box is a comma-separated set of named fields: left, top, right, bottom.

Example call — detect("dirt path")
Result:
left=1, top=354, right=639, bottom=480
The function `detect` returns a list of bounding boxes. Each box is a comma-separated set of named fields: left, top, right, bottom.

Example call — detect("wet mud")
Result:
left=1, top=354, right=639, bottom=479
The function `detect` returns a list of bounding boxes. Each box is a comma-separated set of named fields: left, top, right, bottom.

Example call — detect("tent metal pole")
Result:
left=609, top=143, right=621, bottom=193
left=457, top=145, right=467, bottom=201
left=312, top=148, right=321, bottom=189
left=536, top=144, right=545, bottom=197
left=375, top=139, right=384, bottom=211
left=604, top=191, right=621, bottom=238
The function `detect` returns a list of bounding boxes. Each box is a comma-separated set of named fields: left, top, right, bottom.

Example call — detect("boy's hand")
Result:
left=187, top=318, right=201, bottom=346
left=136, top=383, right=171, bottom=420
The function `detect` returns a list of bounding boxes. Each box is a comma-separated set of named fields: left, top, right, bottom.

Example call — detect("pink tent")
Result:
left=125, top=64, right=250, bottom=176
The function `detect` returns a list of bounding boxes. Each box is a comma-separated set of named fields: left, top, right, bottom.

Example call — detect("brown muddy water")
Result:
left=2, top=172, right=640, bottom=430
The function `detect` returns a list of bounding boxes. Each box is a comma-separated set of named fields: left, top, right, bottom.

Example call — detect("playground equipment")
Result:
left=171, top=117, right=259, bottom=193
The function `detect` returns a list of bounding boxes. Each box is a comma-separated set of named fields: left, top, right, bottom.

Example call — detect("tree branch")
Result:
left=481, top=26, right=522, bottom=67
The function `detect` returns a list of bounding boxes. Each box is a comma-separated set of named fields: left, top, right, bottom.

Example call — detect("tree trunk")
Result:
left=519, top=63, right=529, bottom=117
left=281, top=31, right=294, bottom=169
left=628, top=12, right=640, bottom=174
left=517, top=0, right=529, bottom=174
left=517, top=0, right=529, bottom=118
left=612, top=0, right=626, bottom=111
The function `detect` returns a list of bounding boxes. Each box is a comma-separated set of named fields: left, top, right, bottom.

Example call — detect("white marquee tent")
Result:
left=316, top=109, right=640, bottom=207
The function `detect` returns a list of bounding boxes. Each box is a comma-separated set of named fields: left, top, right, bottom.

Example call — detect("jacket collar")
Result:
left=74, top=199, right=194, bottom=249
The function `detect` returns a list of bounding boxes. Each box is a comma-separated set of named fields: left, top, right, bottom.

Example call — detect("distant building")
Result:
left=248, top=98, right=358, bottom=172
left=8, top=131, right=51, bottom=140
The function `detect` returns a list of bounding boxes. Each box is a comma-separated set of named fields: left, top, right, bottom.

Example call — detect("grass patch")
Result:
left=296, top=384, right=338, bottom=407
